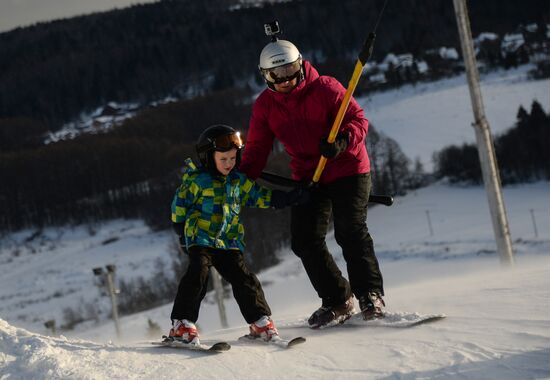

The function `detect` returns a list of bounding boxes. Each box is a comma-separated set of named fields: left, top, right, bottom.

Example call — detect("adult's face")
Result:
left=273, top=77, right=299, bottom=93
left=262, top=59, right=301, bottom=93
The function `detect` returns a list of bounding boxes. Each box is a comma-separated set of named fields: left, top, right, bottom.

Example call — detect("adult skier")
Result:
left=239, top=32, right=385, bottom=328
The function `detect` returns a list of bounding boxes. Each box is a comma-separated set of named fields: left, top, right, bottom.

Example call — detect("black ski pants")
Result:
left=170, top=246, right=271, bottom=324
left=290, top=173, right=384, bottom=307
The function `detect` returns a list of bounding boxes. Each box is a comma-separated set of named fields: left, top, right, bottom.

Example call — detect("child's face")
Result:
left=214, top=149, right=237, bottom=176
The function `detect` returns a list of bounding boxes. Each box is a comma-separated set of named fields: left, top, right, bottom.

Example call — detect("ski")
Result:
left=343, top=311, right=446, bottom=328
left=293, top=311, right=446, bottom=329
left=152, top=335, right=231, bottom=353
left=238, top=334, right=306, bottom=349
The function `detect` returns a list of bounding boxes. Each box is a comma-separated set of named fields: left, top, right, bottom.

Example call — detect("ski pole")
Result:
left=311, top=0, right=387, bottom=184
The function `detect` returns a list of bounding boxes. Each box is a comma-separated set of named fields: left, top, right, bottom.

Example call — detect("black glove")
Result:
left=271, top=187, right=310, bottom=209
left=319, top=132, right=349, bottom=158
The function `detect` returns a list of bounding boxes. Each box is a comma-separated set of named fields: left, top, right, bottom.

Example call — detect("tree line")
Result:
left=434, top=100, right=550, bottom=184
left=0, top=0, right=546, bottom=130
left=0, top=88, right=250, bottom=230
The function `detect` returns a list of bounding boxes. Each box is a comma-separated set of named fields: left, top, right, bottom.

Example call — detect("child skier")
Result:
left=168, top=124, right=307, bottom=345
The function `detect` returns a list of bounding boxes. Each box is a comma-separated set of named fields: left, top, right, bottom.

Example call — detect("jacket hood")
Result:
left=182, top=157, right=199, bottom=174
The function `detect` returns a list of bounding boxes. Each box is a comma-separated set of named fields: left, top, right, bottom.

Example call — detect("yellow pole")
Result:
left=311, top=33, right=376, bottom=184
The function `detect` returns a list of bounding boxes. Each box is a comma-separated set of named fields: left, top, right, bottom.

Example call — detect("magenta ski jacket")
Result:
left=240, top=60, right=371, bottom=184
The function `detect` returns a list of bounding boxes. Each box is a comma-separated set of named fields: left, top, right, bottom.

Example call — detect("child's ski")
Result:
left=152, top=336, right=230, bottom=353
left=238, top=334, right=306, bottom=349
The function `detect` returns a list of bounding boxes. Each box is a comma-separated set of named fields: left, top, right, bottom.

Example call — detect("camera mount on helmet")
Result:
left=259, top=20, right=303, bottom=90
left=264, top=20, right=281, bottom=42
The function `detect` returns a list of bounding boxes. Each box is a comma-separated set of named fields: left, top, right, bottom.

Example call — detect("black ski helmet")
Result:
left=196, top=124, right=244, bottom=173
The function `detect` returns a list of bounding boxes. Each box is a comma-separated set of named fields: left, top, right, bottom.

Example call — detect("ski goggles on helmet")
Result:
left=210, top=132, right=244, bottom=151
left=261, top=59, right=302, bottom=84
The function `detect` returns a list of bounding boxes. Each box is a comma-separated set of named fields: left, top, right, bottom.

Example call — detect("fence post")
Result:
left=529, top=209, right=539, bottom=238
left=211, top=268, right=228, bottom=328
left=425, top=210, right=434, bottom=236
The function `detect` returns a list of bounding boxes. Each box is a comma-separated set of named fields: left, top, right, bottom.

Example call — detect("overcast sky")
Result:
left=0, top=0, right=159, bottom=33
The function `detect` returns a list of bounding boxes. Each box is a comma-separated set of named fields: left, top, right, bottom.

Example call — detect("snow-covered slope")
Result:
left=2, top=65, right=550, bottom=379
left=1, top=181, right=549, bottom=380
left=0, top=221, right=174, bottom=331
left=2, top=240, right=549, bottom=379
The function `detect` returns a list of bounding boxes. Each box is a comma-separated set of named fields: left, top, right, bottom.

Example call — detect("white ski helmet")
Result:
left=259, top=40, right=303, bottom=89
left=259, top=40, right=301, bottom=70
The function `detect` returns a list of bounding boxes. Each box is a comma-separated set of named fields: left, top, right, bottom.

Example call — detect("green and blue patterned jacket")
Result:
left=171, top=158, right=273, bottom=252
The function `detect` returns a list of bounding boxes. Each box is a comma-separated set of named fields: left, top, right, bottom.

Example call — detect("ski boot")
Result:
left=358, top=292, right=385, bottom=320
left=249, top=316, right=279, bottom=341
left=169, top=319, right=200, bottom=345
left=308, top=297, right=355, bottom=328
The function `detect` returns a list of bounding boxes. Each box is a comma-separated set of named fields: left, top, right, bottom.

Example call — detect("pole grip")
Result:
left=358, top=32, right=376, bottom=65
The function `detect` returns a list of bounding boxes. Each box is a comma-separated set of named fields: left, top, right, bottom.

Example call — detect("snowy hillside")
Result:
left=2, top=65, right=550, bottom=379
left=361, top=64, right=550, bottom=171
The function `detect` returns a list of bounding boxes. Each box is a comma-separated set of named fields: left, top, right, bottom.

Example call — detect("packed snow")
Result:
left=1, top=65, right=550, bottom=379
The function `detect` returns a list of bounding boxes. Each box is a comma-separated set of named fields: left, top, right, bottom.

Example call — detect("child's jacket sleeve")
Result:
left=237, top=174, right=273, bottom=209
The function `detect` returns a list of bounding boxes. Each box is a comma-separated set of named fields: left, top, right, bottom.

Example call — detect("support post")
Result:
left=93, top=265, right=121, bottom=339
left=453, top=0, right=515, bottom=265
left=105, top=265, right=121, bottom=338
